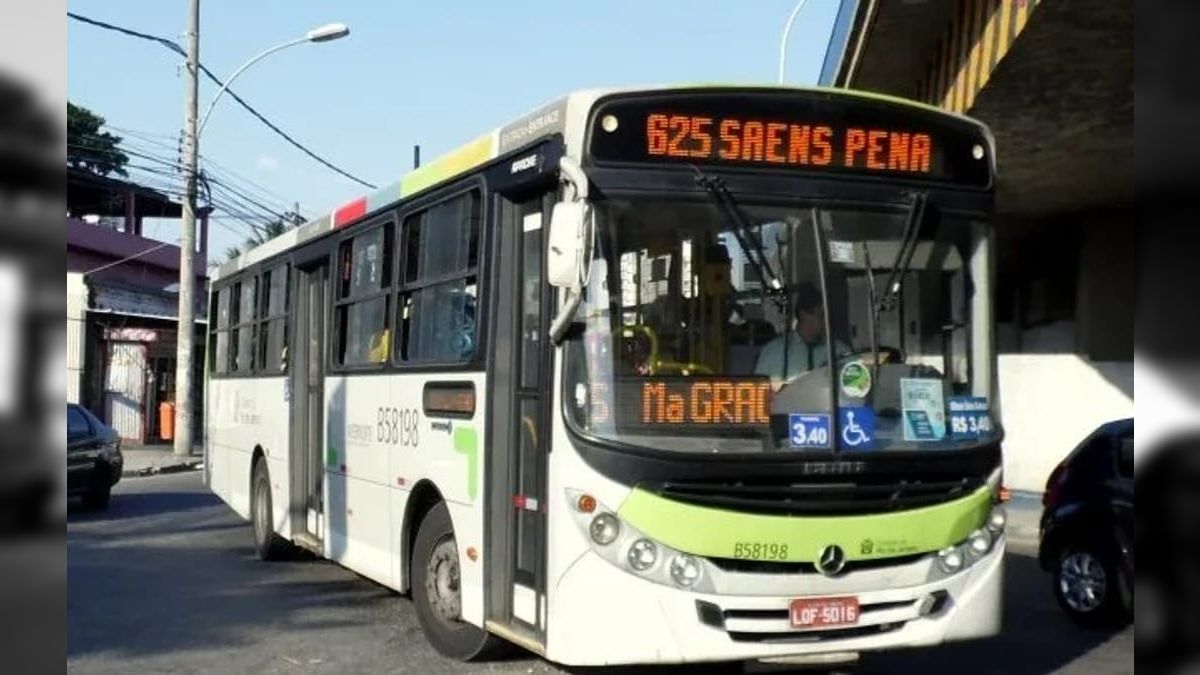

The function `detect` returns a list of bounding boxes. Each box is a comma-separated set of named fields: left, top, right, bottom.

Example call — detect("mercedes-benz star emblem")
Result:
left=817, top=545, right=846, bottom=576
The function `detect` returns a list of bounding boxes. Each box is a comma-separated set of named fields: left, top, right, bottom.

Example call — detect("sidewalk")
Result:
left=120, top=443, right=203, bottom=477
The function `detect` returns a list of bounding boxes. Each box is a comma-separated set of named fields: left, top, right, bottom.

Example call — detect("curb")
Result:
left=123, top=460, right=203, bottom=478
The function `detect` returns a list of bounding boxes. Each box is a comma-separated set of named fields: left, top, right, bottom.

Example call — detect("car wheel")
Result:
left=411, top=502, right=503, bottom=660
left=1052, top=540, right=1129, bottom=628
left=82, top=473, right=111, bottom=510
left=251, top=459, right=290, bottom=560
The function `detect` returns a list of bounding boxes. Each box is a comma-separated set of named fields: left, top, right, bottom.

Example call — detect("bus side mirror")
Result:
left=547, top=200, right=586, bottom=288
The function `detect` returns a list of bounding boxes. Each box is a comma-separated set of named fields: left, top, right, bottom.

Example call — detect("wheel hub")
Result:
left=426, top=537, right=462, bottom=624
left=1060, top=551, right=1107, bottom=613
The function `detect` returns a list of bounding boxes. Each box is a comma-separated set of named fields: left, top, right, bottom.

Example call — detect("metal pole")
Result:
left=174, top=0, right=200, bottom=457
left=777, top=0, right=812, bottom=84
left=196, top=36, right=307, bottom=138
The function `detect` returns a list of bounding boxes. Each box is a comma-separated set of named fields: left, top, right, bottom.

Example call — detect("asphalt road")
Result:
left=67, top=472, right=1132, bottom=674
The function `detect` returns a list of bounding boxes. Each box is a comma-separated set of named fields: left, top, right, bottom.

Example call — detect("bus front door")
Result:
left=487, top=188, right=554, bottom=644
left=290, top=260, right=328, bottom=548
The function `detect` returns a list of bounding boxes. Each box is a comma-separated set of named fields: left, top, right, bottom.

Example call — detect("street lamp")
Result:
left=173, top=20, right=349, bottom=458
left=198, top=23, right=350, bottom=136
left=777, top=0, right=813, bottom=84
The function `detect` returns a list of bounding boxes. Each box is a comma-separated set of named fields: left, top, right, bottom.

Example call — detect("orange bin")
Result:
left=159, top=401, right=175, bottom=441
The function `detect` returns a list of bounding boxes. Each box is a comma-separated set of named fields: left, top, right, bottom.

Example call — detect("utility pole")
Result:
left=174, top=0, right=200, bottom=457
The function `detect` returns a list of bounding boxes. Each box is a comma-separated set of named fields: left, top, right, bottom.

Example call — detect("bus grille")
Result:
left=643, top=476, right=984, bottom=516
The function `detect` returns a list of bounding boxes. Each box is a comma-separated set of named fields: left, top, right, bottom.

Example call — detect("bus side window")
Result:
left=334, top=222, right=394, bottom=367
left=397, top=190, right=481, bottom=364
left=212, top=286, right=231, bottom=375
left=258, top=264, right=290, bottom=372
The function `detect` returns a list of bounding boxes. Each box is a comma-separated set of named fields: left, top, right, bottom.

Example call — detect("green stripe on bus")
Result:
left=617, top=484, right=992, bottom=564
left=452, top=426, right=479, bottom=501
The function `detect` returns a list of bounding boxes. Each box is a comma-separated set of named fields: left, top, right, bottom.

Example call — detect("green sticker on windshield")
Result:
left=840, top=361, right=872, bottom=398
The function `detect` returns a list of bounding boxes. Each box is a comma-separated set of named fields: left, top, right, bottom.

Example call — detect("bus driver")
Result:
left=754, top=283, right=850, bottom=389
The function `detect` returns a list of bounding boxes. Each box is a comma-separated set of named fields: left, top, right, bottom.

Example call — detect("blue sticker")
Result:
left=901, top=378, right=947, bottom=441
left=838, top=406, right=876, bottom=450
left=949, top=396, right=993, bottom=438
left=789, top=413, right=831, bottom=448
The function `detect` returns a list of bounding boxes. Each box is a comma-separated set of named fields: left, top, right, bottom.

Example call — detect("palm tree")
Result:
left=222, top=218, right=296, bottom=262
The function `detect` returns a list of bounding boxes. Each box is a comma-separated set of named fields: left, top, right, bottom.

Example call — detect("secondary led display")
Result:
left=608, top=377, right=772, bottom=433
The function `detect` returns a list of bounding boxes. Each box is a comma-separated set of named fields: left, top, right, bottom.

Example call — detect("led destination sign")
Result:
left=589, top=92, right=992, bottom=186
left=647, top=114, right=933, bottom=175
left=608, top=377, right=773, bottom=434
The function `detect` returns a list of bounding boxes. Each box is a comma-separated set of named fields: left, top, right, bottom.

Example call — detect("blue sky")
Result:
left=67, top=0, right=841, bottom=255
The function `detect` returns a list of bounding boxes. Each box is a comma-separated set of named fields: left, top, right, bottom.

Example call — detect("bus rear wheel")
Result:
left=251, top=459, right=290, bottom=561
left=412, top=502, right=502, bottom=660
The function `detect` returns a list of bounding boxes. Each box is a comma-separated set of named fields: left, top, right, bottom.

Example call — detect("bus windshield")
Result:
left=564, top=196, right=999, bottom=455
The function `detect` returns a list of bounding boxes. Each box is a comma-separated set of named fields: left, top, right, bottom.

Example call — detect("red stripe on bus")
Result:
left=333, top=197, right=367, bottom=228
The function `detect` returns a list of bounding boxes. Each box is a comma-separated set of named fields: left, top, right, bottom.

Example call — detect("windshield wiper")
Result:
left=860, top=241, right=882, bottom=384
left=874, top=192, right=931, bottom=317
left=694, top=172, right=785, bottom=300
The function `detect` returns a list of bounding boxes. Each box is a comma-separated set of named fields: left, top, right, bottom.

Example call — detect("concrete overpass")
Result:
left=820, top=0, right=1134, bottom=491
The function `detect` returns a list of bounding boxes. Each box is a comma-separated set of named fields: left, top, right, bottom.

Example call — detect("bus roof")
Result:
left=214, top=85, right=990, bottom=280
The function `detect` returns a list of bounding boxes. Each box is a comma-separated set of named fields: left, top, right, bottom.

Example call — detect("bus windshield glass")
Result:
left=564, top=197, right=999, bottom=454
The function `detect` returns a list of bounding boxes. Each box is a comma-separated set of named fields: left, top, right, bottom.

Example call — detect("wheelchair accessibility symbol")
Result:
left=838, top=406, right=876, bottom=450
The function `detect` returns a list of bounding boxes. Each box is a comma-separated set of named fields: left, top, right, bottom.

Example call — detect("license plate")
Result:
left=789, top=596, right=860, bottom=629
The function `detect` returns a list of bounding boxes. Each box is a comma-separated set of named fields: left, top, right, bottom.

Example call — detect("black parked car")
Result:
left=1039, top=418, right=1134, bottom=627
left=67, top=404, right=123, bottom=509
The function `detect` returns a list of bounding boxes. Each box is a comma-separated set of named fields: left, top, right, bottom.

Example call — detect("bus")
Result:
left=205, top=85, right=1006, bottom=667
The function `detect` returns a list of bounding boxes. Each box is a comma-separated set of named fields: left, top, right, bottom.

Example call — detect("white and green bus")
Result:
left=206, top=86, right=1007, bottom=667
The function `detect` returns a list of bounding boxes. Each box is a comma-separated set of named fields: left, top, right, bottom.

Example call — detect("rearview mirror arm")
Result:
left=549, top=157, right=592, bottom=344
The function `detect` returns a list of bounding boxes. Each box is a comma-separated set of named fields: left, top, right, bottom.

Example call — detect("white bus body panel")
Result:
left=321, top=371, right=489, bottom=623
left=207, top=377, right=291, bottom=538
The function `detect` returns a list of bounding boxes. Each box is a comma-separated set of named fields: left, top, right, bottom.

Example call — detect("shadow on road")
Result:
left=68, top=473, right=1128, bottom=674
left=854, top=553, right=1127, bottom=675
left=67, top=489, right=217, bottom=523
left=67, top=532, right=394, bottom=661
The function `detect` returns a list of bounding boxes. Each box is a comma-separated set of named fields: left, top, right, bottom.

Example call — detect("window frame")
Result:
left=210, top=283, right=234, bottom=376
left=256, top=262, right=291, bottom=375
left=229, top=276, right=259, bottom=375
left=392, top=186, right=484, bottom=368
left=330, top=214, right=397, bottom=372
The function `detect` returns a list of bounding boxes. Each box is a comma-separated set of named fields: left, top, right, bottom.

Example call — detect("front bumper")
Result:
left=547, top=537, right=1004, bottom=666
left=67, top=454, right=121, bottom=495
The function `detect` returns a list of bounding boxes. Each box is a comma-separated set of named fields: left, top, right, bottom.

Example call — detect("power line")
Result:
left=104, top=124, right=298, bottom=212
left=67, top=11, right=377, bottom=190
left=69, top=136, right=300, bottom=225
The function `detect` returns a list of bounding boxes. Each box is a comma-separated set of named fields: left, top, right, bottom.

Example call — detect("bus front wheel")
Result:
left=412, top=502, right=502, bottom=660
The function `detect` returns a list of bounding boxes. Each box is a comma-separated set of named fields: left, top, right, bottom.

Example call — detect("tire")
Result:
left=82, top=472, right=111, bottom=510
left=411, top=503, right=503, bottom=660
left=251, top=459, right=290, bottom=560
left=1052, top=539, right=1130, bottom=628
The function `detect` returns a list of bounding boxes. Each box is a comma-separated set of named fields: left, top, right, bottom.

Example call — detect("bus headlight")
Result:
left=936, top=546, right=964, bottom=574
left=986, top=505, right=1007, bottom=534
left=566, top=488, right=716, bottom=593
left=967, top=528, right=992, bottom=558
left=670, top=554, right=702, bottom=587
left=627, top=539, right=658, bottom=571
left=589, top=513, right=620, bottom=545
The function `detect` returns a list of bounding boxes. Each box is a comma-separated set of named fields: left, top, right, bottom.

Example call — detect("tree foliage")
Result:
left=67, top=102, right=130, bottom=177
left=222, top=218, right=297, bottom=262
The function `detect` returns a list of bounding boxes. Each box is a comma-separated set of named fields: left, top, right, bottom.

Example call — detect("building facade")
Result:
left=66, top=168, right=210, bottom=445
left=820, top=0, right=1134, bottom=492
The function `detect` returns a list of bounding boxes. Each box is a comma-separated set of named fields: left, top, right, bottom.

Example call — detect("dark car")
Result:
left=67, top=404, right=123, bottom=509
left=1039, top=418, right=1134, bottom=627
